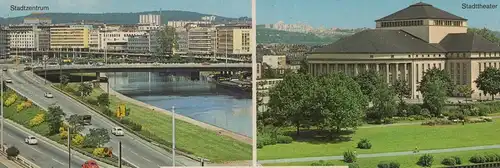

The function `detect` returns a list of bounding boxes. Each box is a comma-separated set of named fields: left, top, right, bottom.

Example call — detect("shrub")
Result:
left=29, top=113, right=45, bottom=127
left=357, top=138, right=372, bottom=149
left=383, top=118, right=396, bottom=124
left=422, top=119, right=453, bottom=126
left=23, top=100, right=32, bottom=108
left=72, top=134, right=85, bottom=146
left=92, top=148, right=105, bottom=157
left=59, top=130, right=68, bottom=139
left=377, top=161, right=400, bottom=168
left=310, top=160, right=335, bottom=166
left=420, top=108, right=431, bottom=118
left=257, top=134, right=277, bottom=147
left=452, top=156, right=462, bottom=165
left=470, top=154, right=486, bottom=163
left=16, top=103, right=24, bottom=112
left=348, top=163, right=360, bottom=168
left=343, top=150, right=357, bottom=163
left=417, top=154, right=433, bottom=167
left=408, top=115, right=426, bottom=120
left=485, top=153, right=500, bottom=162
left=441, top=157, right=456, bottom=166
left=256, top=140, right=264, bottom=149
left=408, top=104, right=422, bottom=116
left=276, top=135, right=292, bottom=144
left=6, top=146, right=19, bottom=158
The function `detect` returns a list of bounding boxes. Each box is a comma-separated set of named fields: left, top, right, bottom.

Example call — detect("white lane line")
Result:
left=27, top=145, right=42, bottom=153
left=141, top=156, right=152, bottom=163
left=52, top=158, right=65, bottom=165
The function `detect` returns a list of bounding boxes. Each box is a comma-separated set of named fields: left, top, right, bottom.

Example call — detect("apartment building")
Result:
left=187, top=25, right=216, bottom=55
left=127, top=31, right=159, bottom=53
left=175, top=28, right=189, bottom=54
left=9, top=25, right=50, bottom=51
left=0, top=27, right=9, bottom=58
left=216, top=24, right=252, bottom=60
left=139, top=14, right=161, bottom=25
left=50, top=25, right=91, bottom=50
left=23, top=17, right=52, bottom=25
left=100, top=30, right=145, bottom=51
left=167, top=20, right=211, bottom=28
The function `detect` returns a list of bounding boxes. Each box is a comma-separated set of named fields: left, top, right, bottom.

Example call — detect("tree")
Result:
left=46, top=105, right=66, bottom=135
left=297, top=58, right=309, bottom=74
left=315, top=73, right=367, bottom=133
left=266, top=73, right=317, bottom=135
left=456, top=85, right=474, bottom=101
left=468, top=28, right=500, bottom=44
left=418, top=68, right=454, bottom=96
left=6, top=146, right=19, bottom=159
left=261, top=63, right=278, bottom=79
left=422, top=79, right=447, bottom=117
left=355, top=70, right=383, bottom=100
left=417, top=154, right=434, bottom=167
left=97, top=93, right=110, bottom=107
left=368, top=79, right=397, bottom=122
left=83, top=128, right=110, bottom=148
left=157, top=26, right=178, bottom=56
left=474, top=67, right=500, bottom=100
left=67, top=114, right=84, bottom=133
left=394, top=79, right=411, bottom=103
left=78, top=82, right=93, bottom=97
left=59, top=74, right=69, bottom=86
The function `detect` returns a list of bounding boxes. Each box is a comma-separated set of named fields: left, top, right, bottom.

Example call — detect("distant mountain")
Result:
left=257, top=25, right=342, bottom=45
left=0, top=11, right=250, bottom=24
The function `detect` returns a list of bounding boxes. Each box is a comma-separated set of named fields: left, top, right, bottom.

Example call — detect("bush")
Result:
left=441, top=157, right=457, bottom=166
left=452, top=156, right=462, bottom=165
left=420, top=108, right=431, bottom=118
left=343, top=150, right=357, bottom=163
left=257, top=134, right=277, bottom=147
left=29, top=113, right=45, bottom=127
left=92, top=147, right=105, bottom=157
left=310, top=160, right=335, bottom=166
left=276, top=135, right=292, bottom=144
left=377, top=161, right=400, bottom=168
left=383, top=118, right=396, bottom=124
left=6, top=146, right=19, bottom=158
left=417, top=154, right=433, bottom=167
left=408, top=115, right=426, bottom=121
left=59, top=130, right=68, bottom=139
left=470, top=154, right=487, bottom=163
left=16, top=103, right=25, bottom=112
left=72, top=134, right=85, bottom=146
left=256, top=140, right=264, bottom=149
left=23, top=100, right=32, bottom=108
left=87, top=99, right=99, bottom=106
left=422, top=119, right=454, bottom=126
left=485, top=153, right=500, bottom=162
left=408, top=104, right=422, bottom=116
left=357, top=138, right=372, bottom=149
left=348, top=163, right=360, bottom=168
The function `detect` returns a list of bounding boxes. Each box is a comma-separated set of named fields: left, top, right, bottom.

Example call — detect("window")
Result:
left=370, top=55, right=374, bottom=58
left=391, top=55, right=394, bottom=58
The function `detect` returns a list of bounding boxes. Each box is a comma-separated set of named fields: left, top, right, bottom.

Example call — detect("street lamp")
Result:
left=0, top=69, right=3, bottom=151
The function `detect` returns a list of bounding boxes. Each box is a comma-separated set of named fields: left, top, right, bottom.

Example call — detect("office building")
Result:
left=308, top=2, right=500, bottom=100
left=187, top=25, right=216, bottom=55
left=50, top=25, right=91, bottom=50
left=216, top=24, right=252, bottom=61
left=9, top=25, right=50, bottom=51
left=0, top=27, right=9, bottom=58
left=139, top=14, right=161, bottom=25
left=167, top=21, right=211, bottom=28
left=127, top=31, right=159, bottom=53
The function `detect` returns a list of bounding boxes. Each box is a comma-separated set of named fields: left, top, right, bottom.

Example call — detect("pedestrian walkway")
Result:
left=0, top=157, right=22, bottom=168
left=258, top=144, right=500, bottom=164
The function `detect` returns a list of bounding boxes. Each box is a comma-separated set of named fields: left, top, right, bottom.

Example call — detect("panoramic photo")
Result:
left=256, top=0, right=500, bottom=167
left=0, top=0, right=252, bottom=167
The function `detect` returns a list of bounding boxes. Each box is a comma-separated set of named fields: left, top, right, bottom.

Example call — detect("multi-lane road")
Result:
left=3, top=67, right=196, bottom=167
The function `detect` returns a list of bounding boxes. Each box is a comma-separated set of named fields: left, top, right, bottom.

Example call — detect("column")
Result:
left=365, top=64, right=369, bottom=72
left=354, top=64, right=358, bottom=76
left=386, top=63, right=390, bottom=83
left=308, top=64, right=313, bottom=74
left=395, top=63, right=399, bottom=82
left=376, top=63, right=380, bottom=73
left=344, top=64, right=348, bottom=74
left=404, top=63, right=408, bottom=81
left=327, top=64, right=330, bottom=74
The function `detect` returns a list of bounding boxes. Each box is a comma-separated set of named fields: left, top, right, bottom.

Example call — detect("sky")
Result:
left=257, top=0, right=500, bottom=30
left=1, top=0, right=251, bottom=18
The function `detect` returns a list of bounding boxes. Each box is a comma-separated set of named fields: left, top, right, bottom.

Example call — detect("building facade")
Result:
left=127, top=31, right=159, bottom=53
left=167, top=21, right=211, bottom=28
left=187, top=25, right=216, bottom=55
left=23, top=17, right=52, bottom=25
left=50, top=25, right=91, bottom=50
left=100, top=30, right=145, bottom=51
left=9, top=25, right=50, bottom=51
left=308, top=2, right=500, bottom=100
left=175, top=28, right=189, bottom=55
left=216, top=24, right=252, bottom=61
left=0, top=27, right=9, bottom=58
left=139, top=14, right=161, bottom=25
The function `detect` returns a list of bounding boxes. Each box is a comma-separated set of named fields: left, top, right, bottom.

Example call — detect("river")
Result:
left=107, top=72, right=252, bottom=138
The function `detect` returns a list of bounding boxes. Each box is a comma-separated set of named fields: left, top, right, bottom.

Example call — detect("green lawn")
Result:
left=264, top=148, right=500, bottom=168
left=258, top=119, right=500, bottom=160
left=4, top=99, right=50, bottom=136
left=62, top=83, right=251, bottom=162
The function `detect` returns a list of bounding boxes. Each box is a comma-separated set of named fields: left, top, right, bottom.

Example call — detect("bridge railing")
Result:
left=0, top=144, right=41, bottom=168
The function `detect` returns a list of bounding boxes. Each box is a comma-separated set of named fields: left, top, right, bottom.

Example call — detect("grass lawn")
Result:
left=263, top=148, right=500, bottom=167
left=258, top=118, right=500, bottom=160
left=62, top=83, right=251, bottom=162
left=4, top=99, right=50, bottom=136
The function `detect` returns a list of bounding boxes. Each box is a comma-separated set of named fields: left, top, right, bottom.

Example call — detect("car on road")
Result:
left=5, top=79, right=12, bottom=83
left=2, top=68, right=7, bottom=71
left=82, top=160, right=99, bottom=168
left=24, top=136, right=38, bottom=145
left=44, top=92, right=53, bottom=98
left=111, top=127, right=124, bottom=136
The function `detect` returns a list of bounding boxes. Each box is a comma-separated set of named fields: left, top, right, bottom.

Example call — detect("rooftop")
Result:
left=376, top=2, right=467, bottom=22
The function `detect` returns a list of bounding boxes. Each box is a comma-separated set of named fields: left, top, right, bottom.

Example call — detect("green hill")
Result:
left=0, top=11, right=248, bottom=24
left=257, top=25, right=340, bottom=45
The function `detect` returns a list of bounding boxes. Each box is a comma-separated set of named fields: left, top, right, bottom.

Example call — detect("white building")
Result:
left=175, top=28, right=189, bottom=54
left=0, top=27, right=9, bottom=58
left=138, top=25, right=160, bottom=31
left=167, top=21, right=211, bottom=28
left=262, top=55, right=287, bottom=69
left=8, top=25, right=50, bottom=51
left=139, top=14, right=161, bottom=26
left=201, top=16, right=216, bottom=21
left=187, top=25, right=216, bottom=55
left=23, top=17, right=52, bottom=25
left=127, top=31, right=159, bottom=53
left=100, top=31, right=145, bottom=51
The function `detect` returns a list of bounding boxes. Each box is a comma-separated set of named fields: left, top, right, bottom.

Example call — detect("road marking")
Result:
left=130, top=150, right=139, bottom=156
left=52, top=158, right=65, bottom=165
left=141, top=156, right=152, bottom=163
left=27, top=145, right=42, bottom=154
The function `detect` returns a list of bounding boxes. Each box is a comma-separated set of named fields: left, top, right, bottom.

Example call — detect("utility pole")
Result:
left=68, top=126, right=71, bottom=168
left=119, top=141, right=122, bottom=168
left=172, top=106, right=176, bottom=167
left=0, top=70, right=3, bottom=151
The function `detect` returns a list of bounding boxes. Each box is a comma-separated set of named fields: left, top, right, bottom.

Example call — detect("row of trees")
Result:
left=258, top=64, right=500, bottom=135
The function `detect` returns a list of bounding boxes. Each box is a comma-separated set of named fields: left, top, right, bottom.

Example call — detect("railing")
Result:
left=0, top=144, right=41, bottom=168
left=442, top=162, right=500, bottom=168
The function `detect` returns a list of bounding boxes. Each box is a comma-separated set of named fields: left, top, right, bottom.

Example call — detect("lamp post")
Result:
left=0, top=70, right=3, bottom=151
left=67, top=126, right=71, bottom=168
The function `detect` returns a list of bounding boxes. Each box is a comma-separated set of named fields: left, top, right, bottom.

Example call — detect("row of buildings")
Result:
left=0, top=14, right=253, bottom=60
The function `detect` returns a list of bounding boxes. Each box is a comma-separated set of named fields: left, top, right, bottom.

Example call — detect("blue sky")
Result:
left=1, top=0, right=251, bottom=18
left=257, top=0, right=500, bottom=30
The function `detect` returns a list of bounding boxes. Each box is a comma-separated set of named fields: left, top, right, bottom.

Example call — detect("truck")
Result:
left=82, top=160, right=99, bottom=168
left=81, top=115, right=92, bottom=125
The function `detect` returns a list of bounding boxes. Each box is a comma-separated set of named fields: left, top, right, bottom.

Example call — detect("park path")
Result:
left=258, top=144, right=500, bottom=164
left=99, top=83, right=252, bottom=145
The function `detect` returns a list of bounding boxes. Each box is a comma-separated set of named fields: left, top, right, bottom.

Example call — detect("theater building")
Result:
left=308, top=2, right=500, bottom=100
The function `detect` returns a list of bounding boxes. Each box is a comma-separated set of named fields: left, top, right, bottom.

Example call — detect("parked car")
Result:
left=5, top=79, right=12, bottom=83
left=111, top=127, right=124, bottom=136
left=44, top=92, right=53, bottom=98
left=25, top=136, right=38, bottom=145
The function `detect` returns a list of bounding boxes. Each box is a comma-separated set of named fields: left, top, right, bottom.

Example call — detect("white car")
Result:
left=44, top=92, right=53, bottom=98
left=25, top=136, right=38, bottom=145
left=111, top=127, right=124, bottom=136
left=5, top=79, right=12, bottom=83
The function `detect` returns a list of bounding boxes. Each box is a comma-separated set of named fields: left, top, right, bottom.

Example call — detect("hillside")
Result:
left=0, top=11, right=249, bottom=24
left=256, top=25, right=342, bottom=45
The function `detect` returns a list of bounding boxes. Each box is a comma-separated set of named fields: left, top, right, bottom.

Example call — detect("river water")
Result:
left=107, top=72, right=252, bottom=137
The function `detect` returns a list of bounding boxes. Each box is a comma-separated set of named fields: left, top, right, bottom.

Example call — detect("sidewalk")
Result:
left=99, top=82, right=252, bottom=144
left=0, top=157, right=22, bottom=168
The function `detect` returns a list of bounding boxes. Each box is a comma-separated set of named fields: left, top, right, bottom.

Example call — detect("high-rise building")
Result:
left=187, top=25, right=216, bottom=55
left=8, top=25, right=50, bottom=51
left=139, top=14, right=161, bottom=26
left=216, top=24, right=252, bottom=61
left=50, top=25, right=91, bottom=50
left=0, top=27, right=9, bottom=58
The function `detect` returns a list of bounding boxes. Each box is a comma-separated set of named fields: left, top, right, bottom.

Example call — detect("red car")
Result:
left=82, top=160, right=99, bottom=168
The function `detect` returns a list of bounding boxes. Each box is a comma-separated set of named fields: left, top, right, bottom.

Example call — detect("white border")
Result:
left=251, top=0, right=257, bottom=166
